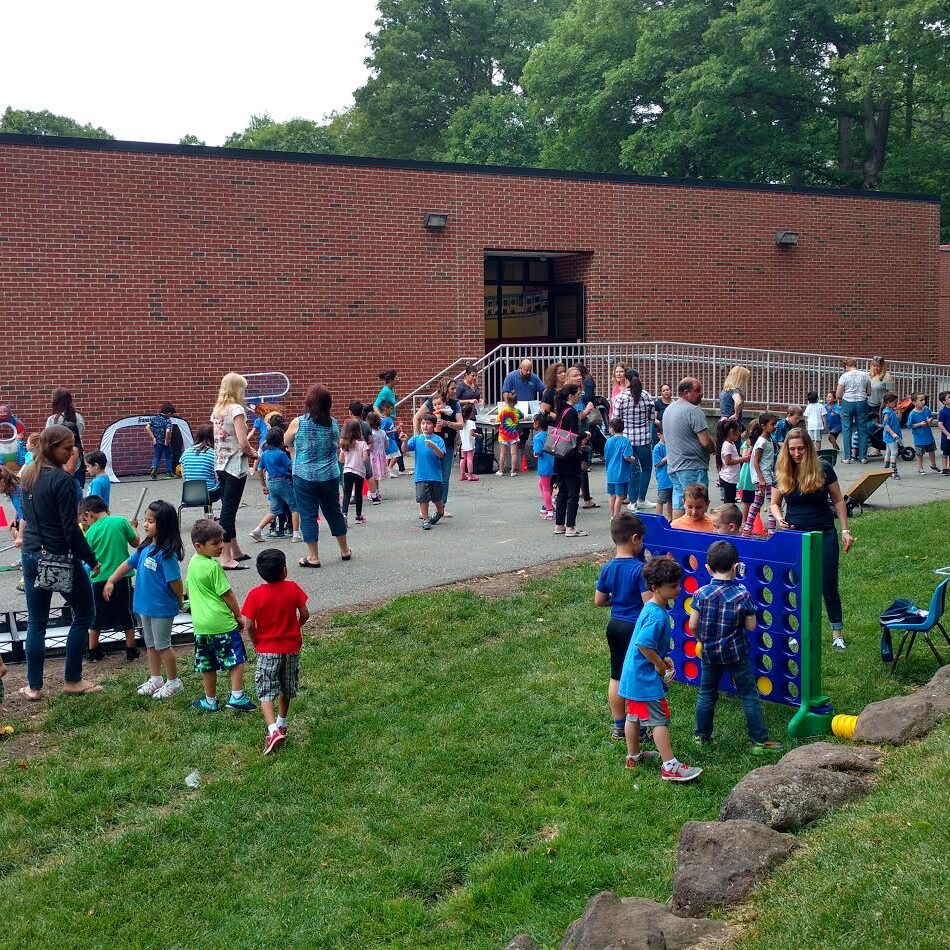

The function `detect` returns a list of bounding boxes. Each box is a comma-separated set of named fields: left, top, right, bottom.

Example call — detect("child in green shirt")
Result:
left=78, top=495, right=140, bottom=662
left=186, top=518, right=255, bottom=712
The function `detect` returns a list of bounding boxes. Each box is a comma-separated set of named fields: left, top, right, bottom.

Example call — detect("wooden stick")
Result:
left=132, top=486, right=148, bottom=522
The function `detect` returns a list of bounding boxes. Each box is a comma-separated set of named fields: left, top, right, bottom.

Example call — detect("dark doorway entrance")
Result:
left=483, top=253, right=585, bottom=350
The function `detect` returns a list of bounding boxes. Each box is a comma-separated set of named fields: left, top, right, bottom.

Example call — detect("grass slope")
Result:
left=1, top=501, right=948, bottom=948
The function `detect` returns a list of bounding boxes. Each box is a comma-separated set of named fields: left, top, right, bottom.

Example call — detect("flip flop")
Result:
left=298, top=558, right=321, bottom=569
left=62, top=683, right=104, bottom=696
left=581, top=503, right=601, bottom=509
left=18, top=686, right=44, bottom=702
left=222, top=564, right=248, bottom=571
left=235, top=554, right=251, bottom=562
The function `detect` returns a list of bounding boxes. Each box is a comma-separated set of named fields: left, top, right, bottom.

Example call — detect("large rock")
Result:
left=919, top=664, right=950, bottom=710
left=559, top=891, right=732, bottom=950
left=719, top=764, right=873, bottom=831
left=505, top=937, right=539, bottom=950
left=671, top=819, right=800, bottom=918
left=853, top=693, right=944, bottom=745
left=776, top=741, right=883, bottom=774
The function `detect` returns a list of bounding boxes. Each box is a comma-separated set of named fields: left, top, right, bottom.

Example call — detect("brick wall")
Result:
left=0, top=136, right=941, bottom=444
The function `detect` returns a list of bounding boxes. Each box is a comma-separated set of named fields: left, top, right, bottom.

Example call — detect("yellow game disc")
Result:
left=684, top=597, right=693, bottom=614
left=756, top=676, right=773, bottom=696
left=695, top=642, right=702, bottom=658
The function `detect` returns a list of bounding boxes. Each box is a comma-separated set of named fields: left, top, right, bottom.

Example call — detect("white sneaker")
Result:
left=291, top=532, right=304, bottom=542
left=153, top=678, right=184, bottom=700
left=137, top=678, right=164, bottom=696
left=638, top=499, right=655, bottom=509
left=626, top=502, right=639, bottom=512
left=832, top=636, right=846, bottom=651
left=389, top=470, right=401, bottom=477
left=249, top=528, right=264, bottom=542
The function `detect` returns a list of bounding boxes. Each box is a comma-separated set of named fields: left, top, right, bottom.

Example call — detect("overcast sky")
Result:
left=1, top=0, right=377, bottom=145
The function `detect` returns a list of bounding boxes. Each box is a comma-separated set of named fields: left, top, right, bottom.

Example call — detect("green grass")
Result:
left=1, top=501, right=949, bottom=948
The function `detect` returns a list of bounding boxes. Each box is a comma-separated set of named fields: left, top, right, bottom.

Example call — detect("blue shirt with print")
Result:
left=86, top=473, right=111, bottom=508
left=406, top=434, right=446, bottom=482
left=881, top=407, right=901, bottom=444
left=908, top=408, right=935, bottom=446
left=825, top=403, right=841, bottom=432
left=532, top=431, right=554, bottom=477
left=127, top=544, right=181, bottom=618
left=604, top=434, right=633, bottom=485
left=596, top=557, right=647, bottom=624
left=652, top=441, right=672, bottom=490
left=149, top=414, right=173, bottom=444
left=380, top=416, right=399, bottom=454
left=619, top=600, right=672, bottom=702
left=259, top=447, right=292, bottom=479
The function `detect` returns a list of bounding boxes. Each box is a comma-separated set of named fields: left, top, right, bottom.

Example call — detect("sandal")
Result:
left=581, top=502, right=600, bottom=509
left=298, top=558, right=321, bottom=569
left=565, top=529, right=589, bottom=538
left=18, top=686, right=45, bottom=702
left=62, top=682, right=104, bottom=696
left=235, top=554, right=251, bottom=562
left=553, top=528, right=566, bottom=535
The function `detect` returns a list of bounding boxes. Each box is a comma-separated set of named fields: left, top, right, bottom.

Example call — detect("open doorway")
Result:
left=483, top=252, right=586, bottom=351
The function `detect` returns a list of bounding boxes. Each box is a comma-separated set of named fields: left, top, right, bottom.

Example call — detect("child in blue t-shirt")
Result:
left=603, top=417, right=634, bottom=518
left=618, top=557, right=702, bottom=782
left=405, top=415, right=446, bottom=529
left=146, top=402, right=176, bottom=479
left=595, top=511, right=648, bottom=742
left=251, top=429, right=302, bottom=542
left=824, top=393, right=842, bottom=451
left=907, top=393, right=939, bottom=474
left=881, top=392, right=902, bottom=480
left=652, top=422, right=673, bottom=521
left=532, top=414, right=555, bottom=519
left=84, top=450, right=111, bottom=508
left=938, top=390, right=950, bottom=476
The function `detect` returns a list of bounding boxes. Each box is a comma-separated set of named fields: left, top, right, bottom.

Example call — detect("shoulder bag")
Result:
left=22, top=482, right=75, bottom=593
left=544, top=408, right=578, bottom=459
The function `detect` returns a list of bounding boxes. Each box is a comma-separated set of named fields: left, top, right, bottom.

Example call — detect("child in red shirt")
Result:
left=242, top=548, right=309, bottom=755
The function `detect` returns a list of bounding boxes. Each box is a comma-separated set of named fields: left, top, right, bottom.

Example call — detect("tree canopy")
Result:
left=0, top=107, right=113, bottom=139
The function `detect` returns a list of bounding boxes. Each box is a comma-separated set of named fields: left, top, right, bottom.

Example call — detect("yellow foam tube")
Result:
left=0, top=725, right=14, bottom=737
left=832, top=714, right=858, bottom=740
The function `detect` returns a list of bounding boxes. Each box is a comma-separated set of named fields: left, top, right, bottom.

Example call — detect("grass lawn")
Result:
left=2, top=501, right=948, bottom=948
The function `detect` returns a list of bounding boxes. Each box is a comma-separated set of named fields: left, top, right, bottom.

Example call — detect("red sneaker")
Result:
left=661, top=761, right=702, bottom=782
left=278, top=725, right=288, bottom=737
left=263, top=729, right=286, bottom=756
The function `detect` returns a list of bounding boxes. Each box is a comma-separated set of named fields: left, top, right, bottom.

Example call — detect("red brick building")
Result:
left=0, top=134, right=942, bottom=442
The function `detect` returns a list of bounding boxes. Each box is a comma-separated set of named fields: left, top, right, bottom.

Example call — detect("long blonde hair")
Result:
left=775, top=427, right=825, bottom=495
left=869, top=356, right=888, bottom=380
left=723, top=365, right=750, bottom=392
left=20, top=425, right=74, bottom=491
left=213, top=373, right=247, bottom=416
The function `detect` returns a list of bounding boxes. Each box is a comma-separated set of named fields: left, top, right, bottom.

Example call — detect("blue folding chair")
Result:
left=884, top=579, right=950, bottom=673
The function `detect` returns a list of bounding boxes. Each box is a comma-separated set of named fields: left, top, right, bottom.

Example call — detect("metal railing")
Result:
left=457, top=342, right=950, bottom=413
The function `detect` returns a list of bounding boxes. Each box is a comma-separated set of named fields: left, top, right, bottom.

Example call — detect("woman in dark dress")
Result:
left=771, top=428, right=853, bottom=652
left=552, top=384, right=588, bottom=537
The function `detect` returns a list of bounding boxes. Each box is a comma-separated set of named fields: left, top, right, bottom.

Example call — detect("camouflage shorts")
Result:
left=193, top=629, right=247, bottom=674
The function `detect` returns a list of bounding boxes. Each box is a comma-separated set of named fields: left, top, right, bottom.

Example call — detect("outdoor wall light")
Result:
left=774, top=231, right=799, bottom=247
left=424, top=212, right=449, bottom=230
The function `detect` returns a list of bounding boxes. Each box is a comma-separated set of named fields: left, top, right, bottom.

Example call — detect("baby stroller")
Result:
left=866, top=422, right=915, bottom=462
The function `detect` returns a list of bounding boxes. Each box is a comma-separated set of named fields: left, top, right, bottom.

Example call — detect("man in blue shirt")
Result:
left=405, top=415, right=446, bottom=530
left=502, top=360, right=544, bottom=403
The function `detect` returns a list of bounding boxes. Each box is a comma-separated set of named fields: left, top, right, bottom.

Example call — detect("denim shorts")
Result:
left=669, top=468, right=709, bottom=510
left=267, top=477, right=297, bottom=515
left=415, top=480, right=443, bottom=504
left=194, top=629, right=247, bottom=673
left=607, top=481, right=627, bottom=496
left=656, top=487, right=673, bottom=504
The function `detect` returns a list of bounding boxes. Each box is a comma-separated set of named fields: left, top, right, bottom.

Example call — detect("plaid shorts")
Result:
left=254, top=652, right=301, bottom=701
left=193, top=629, right=247, bottom=674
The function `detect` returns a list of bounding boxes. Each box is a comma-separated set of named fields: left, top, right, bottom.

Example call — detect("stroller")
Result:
left=866, top=422, right=915, bottom=462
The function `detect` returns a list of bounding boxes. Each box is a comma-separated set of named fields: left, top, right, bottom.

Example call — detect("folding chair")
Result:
left=883, top=578, right=950, bottom=673
left=178, top=480, right=213, bottom=527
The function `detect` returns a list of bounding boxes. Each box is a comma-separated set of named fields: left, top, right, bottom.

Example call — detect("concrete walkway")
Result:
left=1, top=457, right=948, bottom=623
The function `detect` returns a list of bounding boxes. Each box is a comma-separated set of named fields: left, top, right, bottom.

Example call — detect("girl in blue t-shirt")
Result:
left=104, top=500, right=185, bottom=700
left=532, top=414, right=555, bottom=519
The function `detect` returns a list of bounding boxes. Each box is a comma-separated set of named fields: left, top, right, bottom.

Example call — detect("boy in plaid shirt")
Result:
left=689, top=540, right=782, bottom=754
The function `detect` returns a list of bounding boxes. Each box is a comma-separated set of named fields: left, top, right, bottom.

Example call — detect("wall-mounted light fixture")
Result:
left=424, top=212, right=448, bottom=230
left=774, top=231, right=799, bottom=247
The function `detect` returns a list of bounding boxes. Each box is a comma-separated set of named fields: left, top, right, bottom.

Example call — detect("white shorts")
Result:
left=808, top=428, right=823, bottom=443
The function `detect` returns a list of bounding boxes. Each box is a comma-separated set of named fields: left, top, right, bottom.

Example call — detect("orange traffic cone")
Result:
left=752, top=511, right=765, bottom=536
left=0, top=506, right=8, bottom=529
left=521, top=452, right=529, bottom=473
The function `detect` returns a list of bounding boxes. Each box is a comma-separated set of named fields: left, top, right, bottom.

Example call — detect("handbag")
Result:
left=544, top=409, right=578, bottom=460
left=36, top=549, right=74, bottom=593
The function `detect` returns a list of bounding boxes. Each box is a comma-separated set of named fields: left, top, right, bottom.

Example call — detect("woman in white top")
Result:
left=835, top=358, right=871, bottom=463
left=211, top=373, right=258, bottom=569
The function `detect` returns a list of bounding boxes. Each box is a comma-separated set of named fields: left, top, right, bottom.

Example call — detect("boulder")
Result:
left=776, top=741, right=883, bottom=774
left=559, top=891, right=732, bottom=950
left=505, top=937, right=539, bottom=950
left=719, top=764, right=873, bottom=831
left=919, top=664, right=950, bottom=710
left=671, top=819, right=800, bottom=918
left=853, top=693, right=944, bottom=745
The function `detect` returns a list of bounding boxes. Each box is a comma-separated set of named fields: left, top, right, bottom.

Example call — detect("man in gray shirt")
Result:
left=662, top=377, right=715, bottom=517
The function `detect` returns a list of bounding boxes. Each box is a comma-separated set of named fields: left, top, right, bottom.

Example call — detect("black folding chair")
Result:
left=178, top=480, right=214, bottom=527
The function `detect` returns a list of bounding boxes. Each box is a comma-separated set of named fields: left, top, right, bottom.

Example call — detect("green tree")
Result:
left=179, top=134, right=206, bottom=146
left=441, top=92, right=541, bottom=165
left=353, top=0, right=569, bottom=160
left=0, top=106, right=113, bottom=139
left=224, top=114, right=340, bottom=153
